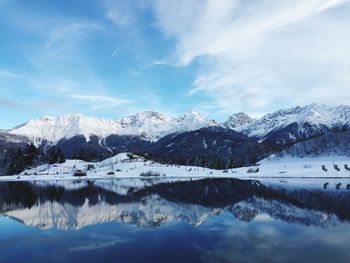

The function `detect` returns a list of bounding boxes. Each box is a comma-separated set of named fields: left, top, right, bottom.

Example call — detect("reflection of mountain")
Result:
left=0, top=179, right=349, bottom=230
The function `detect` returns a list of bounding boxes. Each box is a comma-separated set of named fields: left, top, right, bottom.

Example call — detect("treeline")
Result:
left=2, top=144, right=65, bottom=175
left=133, top=151, right=255, bottom=170
left=71, top=148, right=112, bottom=162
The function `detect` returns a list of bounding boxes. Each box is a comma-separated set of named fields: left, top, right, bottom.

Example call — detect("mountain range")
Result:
left=1, top=103, right=350, bottom=174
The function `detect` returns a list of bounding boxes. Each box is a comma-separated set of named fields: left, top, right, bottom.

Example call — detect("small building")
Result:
left=74, top=169, right=87, bottom=177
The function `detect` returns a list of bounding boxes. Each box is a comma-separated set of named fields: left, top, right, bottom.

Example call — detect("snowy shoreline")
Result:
left=1, top=153, right=350, bottom=184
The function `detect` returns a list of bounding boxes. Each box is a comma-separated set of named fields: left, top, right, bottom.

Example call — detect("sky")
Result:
left=1, top=0, right=350, bottom=129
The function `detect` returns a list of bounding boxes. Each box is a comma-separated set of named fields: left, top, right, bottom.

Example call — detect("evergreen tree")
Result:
left=56, top=148, right=65, bottom=163
left=47, top=147, right=66, bottom=164
left=23, top=143, right=39, bottom=167
left=8, top=148, right=25, bottom=175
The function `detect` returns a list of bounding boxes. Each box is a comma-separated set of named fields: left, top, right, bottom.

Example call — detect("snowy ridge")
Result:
left=9, top=111, right=217, bottom=145
left=239, top=103, right=350, bottom=139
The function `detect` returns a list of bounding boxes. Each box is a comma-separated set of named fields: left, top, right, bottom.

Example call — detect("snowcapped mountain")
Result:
left=224, top=112, right=255, bottom=130
left=240, top=103, right=350, bottom=145
left=9, top=114, right=122, bottom=146
left=9, top=111, right=218, bottom=145
left=8, top=103, right=350, bottom=147
left=117, top=110, right=218, bottom=141
left=4, top=103, right=350, bottom=168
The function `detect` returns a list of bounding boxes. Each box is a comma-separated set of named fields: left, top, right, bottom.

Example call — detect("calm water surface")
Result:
left=1, top=178, right=350, bottom=263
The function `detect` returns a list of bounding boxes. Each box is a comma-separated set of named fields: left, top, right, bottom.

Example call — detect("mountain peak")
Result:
left=224, top=112, right=255, bottom=130
left=119, top=111, right=170, bottom=127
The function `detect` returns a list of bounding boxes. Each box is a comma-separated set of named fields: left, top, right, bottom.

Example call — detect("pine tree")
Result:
left=57, top=148, right=65, bottom=163
left=23, top=143, right=39, bottom=167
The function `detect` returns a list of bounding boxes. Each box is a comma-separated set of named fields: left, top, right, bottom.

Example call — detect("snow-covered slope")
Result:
left=9, top=111, right=217, bottom=145
left=240, top=103, right=350, bottom=141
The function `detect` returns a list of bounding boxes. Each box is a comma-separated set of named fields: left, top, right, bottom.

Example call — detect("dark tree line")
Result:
left=47, top=147, right=65, bottom=164
left=4, top=144, right=65, bottom=175
left=71, top=148, right=100, bottom=162
left=133, top=151, right=249, bottom=170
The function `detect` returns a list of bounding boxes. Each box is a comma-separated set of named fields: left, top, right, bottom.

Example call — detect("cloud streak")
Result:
left=0, top=69, right=22, bottom=79
left=69, top=94, right=130, bottom=105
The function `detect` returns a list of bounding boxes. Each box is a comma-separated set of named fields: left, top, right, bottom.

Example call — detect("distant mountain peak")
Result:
left=242, top=103, right=350, bottom=143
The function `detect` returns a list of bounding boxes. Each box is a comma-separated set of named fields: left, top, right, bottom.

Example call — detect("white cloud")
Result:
left=151, top=0, right=350, bottom=114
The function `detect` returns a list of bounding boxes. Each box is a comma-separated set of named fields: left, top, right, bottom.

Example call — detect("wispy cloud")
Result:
left=68, top=94, right=131, bottom=110
left=151, top=0, right=350, bottom=113
left=0, top=98, right=27, bottom=110
left=69, top=94, right=130, bottom=106
left=0, top=69, right=22, bottom=79
left=45, top=21, right=101, bottom=49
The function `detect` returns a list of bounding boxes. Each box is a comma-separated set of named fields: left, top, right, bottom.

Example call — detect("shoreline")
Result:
left=1, top=174, right=350, bottom=182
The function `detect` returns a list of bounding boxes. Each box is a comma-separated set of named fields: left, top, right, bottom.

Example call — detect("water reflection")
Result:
left=1, top=178, right=349, bottom=230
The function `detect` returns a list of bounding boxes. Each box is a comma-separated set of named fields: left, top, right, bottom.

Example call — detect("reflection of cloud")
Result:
left=68, top=238, right=128, bottom=252
left=197, top=219, right=350, bottom=263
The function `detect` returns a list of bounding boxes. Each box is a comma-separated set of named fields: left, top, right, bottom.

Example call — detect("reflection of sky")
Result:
left=1, top=214, right=350, bottom=263
left=197, top=215, right=350, bottom=263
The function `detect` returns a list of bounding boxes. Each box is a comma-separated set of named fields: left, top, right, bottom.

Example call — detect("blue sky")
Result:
left=1, top=0, right=350, bottom=129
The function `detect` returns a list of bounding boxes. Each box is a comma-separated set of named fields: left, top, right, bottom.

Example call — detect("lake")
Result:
left=1, top=178, right=350, bottom=263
